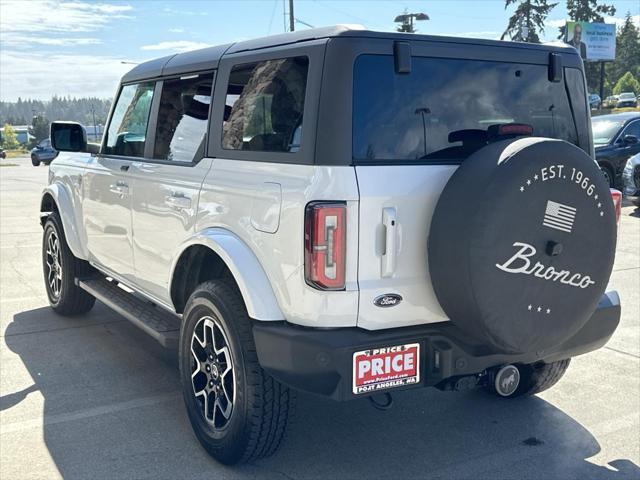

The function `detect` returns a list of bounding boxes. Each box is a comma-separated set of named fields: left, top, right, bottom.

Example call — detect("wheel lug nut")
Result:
left=209, top=381, right=214, bottom=387
left=206, top=365, right=210, bottom=372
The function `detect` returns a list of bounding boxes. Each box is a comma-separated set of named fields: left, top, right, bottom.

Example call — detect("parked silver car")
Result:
left=623, top=153, right=640, bottom=206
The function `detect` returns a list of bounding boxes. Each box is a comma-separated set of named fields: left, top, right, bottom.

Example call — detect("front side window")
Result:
left=222, top=56, right=308, bottom=152
left=620, top=121, right=640, bottom=141
left=353, top=56, right=581, bottom=163
left=104, top=82, right=155, bottom=157
left=153, top=73, right=213, bottom=163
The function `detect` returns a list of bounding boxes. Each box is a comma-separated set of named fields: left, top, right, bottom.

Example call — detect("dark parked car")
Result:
left=31, top=138, right=58, bottom=166
left=593, top=112, right=640, bottom=188
left=0, top=148, right=6, bottom=159
left=623, top=153, right=640, bottom=206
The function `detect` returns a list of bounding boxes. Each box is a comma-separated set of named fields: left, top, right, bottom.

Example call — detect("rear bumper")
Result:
left=253, top=291, right=620, bottom=401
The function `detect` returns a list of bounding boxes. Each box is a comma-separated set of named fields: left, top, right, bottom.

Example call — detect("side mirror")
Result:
left=623, top=134, right=638, bottom=145
left=50, top=121, right=99, bottom=154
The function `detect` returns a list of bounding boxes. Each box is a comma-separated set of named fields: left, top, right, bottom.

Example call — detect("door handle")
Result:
left=109, top=181, right=129, bottom=196
left=165, top=194, right=191, bottom=209
left=136, top=163, right=159, bottom=174
left=381, top=207, right=397, bottom=278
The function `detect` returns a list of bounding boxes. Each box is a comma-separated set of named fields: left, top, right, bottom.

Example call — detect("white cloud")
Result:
left=0, top=51, right=132, bottom=100
left=168, top=27, right=185, bottom=33
left=0, top=0, right=132, bottom=35
left=141, top=40, right=211, bottom=53
left=0, top=1, right=135, bottom=100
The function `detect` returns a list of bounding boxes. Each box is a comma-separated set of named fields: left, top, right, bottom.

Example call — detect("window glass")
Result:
left=104, top=82, right=155, bottom=157
left=153, top=73, right=213, bottom=162
left=353, top=56, right=581, bottom=163
left=564, top=68, right=590, bottom=149
left=622, top=121, right=640, bottom=140
left=222, top=56, right=308, bottom=152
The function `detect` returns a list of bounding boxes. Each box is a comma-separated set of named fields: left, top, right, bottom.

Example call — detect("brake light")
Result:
left=304, top=202, right=346, bottom=290
left=610, top=189, right=622, bottom=225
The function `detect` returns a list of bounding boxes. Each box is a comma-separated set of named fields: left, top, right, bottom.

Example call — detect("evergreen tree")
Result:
left=30, top=115, right=50, bottom=144
left=502, top=0, right=558, bottom=43
left=606, top=12, right=640, bottom=83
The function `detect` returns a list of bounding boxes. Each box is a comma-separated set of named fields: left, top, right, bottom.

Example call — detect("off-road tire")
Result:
left=489, top=359, right=571, bottom=398
left=42, top=213, right=95, bottom=315
left=31, top=155, right=40, bottom=167
left=179, top=280, right=294, bottom=465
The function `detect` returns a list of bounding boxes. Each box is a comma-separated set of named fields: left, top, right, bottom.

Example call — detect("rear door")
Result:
left=129, top=72, right=215, bottom=304
left=352, top=52, right=587, bottom=330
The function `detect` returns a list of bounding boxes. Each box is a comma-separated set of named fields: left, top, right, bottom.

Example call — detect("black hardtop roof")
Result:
left=121, top=24, right=578, bottom=84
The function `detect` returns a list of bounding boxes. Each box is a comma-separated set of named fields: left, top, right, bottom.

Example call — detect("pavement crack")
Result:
left=604, top=346, right=640, bottom=359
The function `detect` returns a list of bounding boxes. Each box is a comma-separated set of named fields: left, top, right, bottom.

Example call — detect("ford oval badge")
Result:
left=373, top=294, right=403, bottom=308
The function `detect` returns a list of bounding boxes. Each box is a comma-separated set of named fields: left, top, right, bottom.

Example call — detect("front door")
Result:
left=83, top=81, right=156, bottom=280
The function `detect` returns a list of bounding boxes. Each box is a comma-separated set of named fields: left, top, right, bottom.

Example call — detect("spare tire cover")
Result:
left=428, top=138, right=616, bottom=354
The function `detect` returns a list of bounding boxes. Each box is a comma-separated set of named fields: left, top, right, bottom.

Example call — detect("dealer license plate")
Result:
left=352, top=343, right=420, bottom=395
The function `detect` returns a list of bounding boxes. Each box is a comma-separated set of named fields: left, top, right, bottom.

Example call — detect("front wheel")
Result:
left=599, top=164, right=614, bottom=188
left=31, top=155, right=40, bottom=167
left=179, top=280, right=293, bottom=465
left=42, top=213, right=95, bottom=315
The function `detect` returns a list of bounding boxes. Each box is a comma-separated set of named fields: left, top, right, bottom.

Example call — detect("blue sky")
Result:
left=1, top=0, right=638, bottom=100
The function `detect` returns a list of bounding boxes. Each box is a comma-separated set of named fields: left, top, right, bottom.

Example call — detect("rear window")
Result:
left=353, top=55, right=584, bottom=163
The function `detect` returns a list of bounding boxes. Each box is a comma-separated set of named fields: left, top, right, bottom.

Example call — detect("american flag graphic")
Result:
left=543, top=200, right=577, bottom=233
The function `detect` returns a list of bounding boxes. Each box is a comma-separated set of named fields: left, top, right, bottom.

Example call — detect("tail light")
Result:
left=304, top=202, right=346, bottom=290
left=610, top=189, right=622, bottom=225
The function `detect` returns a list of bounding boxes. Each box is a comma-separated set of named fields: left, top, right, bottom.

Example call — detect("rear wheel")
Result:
left=31, top=155, right=40, bottom=167
left=487, top=359, right=571, bottom=398
left=42, top=213, right=95, bottom=315
left=179, top=280, right=293, bottom=465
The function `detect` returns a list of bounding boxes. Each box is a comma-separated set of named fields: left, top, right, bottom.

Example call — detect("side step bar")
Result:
left=77, top=277, right=180, bottom=348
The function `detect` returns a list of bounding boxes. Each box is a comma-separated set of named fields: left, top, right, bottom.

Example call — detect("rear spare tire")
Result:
left=429, top=138, right=616, bottom=354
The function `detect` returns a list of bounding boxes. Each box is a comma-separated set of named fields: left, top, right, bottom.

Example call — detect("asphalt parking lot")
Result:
left=1, top=156, right=638, bottom=479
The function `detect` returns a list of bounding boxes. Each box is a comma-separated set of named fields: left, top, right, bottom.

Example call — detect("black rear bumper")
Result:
left=253, top=291, right=620, bottom=401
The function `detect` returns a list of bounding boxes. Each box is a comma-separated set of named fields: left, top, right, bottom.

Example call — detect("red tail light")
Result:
left=304, top=202, right=346, bottom=290
left=611, top=189, right=622, bottom=225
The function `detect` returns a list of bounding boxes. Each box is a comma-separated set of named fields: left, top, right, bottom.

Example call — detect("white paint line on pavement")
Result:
left=0, top=391, right=181, bottom=435
left=0, top=296, right=46, bottom=303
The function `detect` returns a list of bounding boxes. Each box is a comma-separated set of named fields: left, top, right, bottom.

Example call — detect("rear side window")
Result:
left=353, top=55, right=580, bottom=163
left=104, top=82, right=155, bottom=157
left=222, top=56, right=308, bottom=152
left=154, top=73, right=213, bottom=163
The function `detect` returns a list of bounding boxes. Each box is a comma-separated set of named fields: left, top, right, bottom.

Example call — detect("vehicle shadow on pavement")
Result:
left=4, top=306, right=639, bottom=480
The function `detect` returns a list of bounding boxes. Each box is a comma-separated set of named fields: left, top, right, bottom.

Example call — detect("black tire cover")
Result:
left=428, top=138, right=616, bottom=354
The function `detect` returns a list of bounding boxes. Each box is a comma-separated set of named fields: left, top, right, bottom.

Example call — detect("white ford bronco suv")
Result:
left=42, top=26, right=621, bottom=464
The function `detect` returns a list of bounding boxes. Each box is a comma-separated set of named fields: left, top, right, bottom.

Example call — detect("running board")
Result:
left=77, top=277, right=180, bottom=348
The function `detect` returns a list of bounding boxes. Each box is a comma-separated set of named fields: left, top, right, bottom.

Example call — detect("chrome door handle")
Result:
left=381, top=207, right=397, bottom=278
left=136, top=163, right=159, bottom=174
left=109, top=181, right=129, bottom=196
left=165, top=194, right=191, bottom=209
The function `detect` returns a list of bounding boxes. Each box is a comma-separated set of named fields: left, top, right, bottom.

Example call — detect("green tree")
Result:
left=502, top=0, right=558, bottom=43
left=612, top=71, right=640, bottom=95
left=1, top=124, right=21, bottom=150
left=606, top=12, right=640, bottom=84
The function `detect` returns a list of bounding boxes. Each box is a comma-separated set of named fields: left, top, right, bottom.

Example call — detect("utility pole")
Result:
left=289, top=0, right=295, bottom=32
